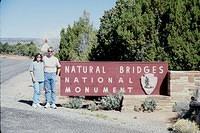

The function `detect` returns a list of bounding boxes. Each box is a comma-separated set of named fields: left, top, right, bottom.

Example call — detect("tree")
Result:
left=27, top=41, right=39, bottom=57
left=90, top=0, right=200, bottom=70
left=58, top=11, right=97, bottom=61
left=0, top=43, right=14, bottom=54
left=0, top=42, right=39, bottom=57
left=163, top=0, right=200, bottom=70
left=90, top=0, right=162, bottom=61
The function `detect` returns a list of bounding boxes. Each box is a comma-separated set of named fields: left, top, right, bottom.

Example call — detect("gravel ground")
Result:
left=1, top=107, right=144, bottom=133
left=1, top=58, right=171, bottom=133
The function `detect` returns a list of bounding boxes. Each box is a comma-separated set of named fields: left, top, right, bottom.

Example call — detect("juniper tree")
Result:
left=59, top=10, right=97, bottom=61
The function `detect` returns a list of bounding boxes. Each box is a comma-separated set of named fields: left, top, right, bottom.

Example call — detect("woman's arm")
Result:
left=29, top=62, right=36, bottom=83
left=30, top=71, right=36, bottom=83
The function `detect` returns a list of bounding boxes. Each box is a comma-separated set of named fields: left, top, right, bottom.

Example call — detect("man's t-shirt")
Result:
left=43, top=56, right=61, bottom=73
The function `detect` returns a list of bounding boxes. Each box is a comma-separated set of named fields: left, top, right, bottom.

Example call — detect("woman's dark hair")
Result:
left=33, top=53, right=43, bottom=62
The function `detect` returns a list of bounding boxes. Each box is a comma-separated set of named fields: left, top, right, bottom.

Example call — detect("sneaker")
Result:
left=36, top=103, right=42, bottom=108
left=44, top=103, right=50, bottom=108
left=50, top=104, right=57, bottom=109
left=32, top=103, right=37, bottom=108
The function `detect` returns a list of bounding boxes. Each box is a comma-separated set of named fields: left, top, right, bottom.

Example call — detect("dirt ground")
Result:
left=1, top=55, right=178, bottom=130
left=58, top=96, right=178, bottom=128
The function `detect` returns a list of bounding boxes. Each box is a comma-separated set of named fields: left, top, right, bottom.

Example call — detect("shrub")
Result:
left=87, top=101, right=99, bottom=111
left=63, top=97, right=83, bottom=109
left=100, top=91, right=124, bottom=111
left=172, top=119, right=199, bottom=133
left=141, top=97, right=157, bottom=112
left=0, top=42, right=39, bottom=57
left=172, top=101, right=190, bottom=119
left=172, top=102, right=190, bottom=112
left=172, top=97, right=200, bottom=124
left=134, top=105, right=142, bottom=112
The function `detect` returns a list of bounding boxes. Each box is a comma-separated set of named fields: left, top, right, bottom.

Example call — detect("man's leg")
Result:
left=50, top=73, right=56, bottom=104
left=44, top=73, right=51, bottom=107
left=50, top=73, right=57, bottom=108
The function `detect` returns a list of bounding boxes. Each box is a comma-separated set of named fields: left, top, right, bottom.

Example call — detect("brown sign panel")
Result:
left=60, top=62, right=168, bottom=96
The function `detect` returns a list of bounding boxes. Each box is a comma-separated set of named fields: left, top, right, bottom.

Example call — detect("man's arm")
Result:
left=56, top=67, right=61, bottom=76
left=56, top=58, right=61, bottom=76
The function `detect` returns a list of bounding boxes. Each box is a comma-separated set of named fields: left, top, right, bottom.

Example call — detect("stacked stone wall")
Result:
left=169, top=71, right=200, bottom=102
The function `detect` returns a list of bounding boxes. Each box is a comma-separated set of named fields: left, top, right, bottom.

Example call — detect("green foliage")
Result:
left=141, top=97, right=157, bottom=112
left=87, top=101, right=99, bottom=111
left=172, top=119, right=199, bottom=133
left=0, top=41, right=39, bottom=57
left=0, top=42, right=15, bottom=54
left=100, top=91, right=124, bottom=111
left=172, top=96, right=200, bottom=125
left=133, top=105, right=142, bottom=112
left=63, top=97, right=83, bottom=109
left=58, top=10, right=97, bottom=61
left=90, top=0, right=164, bottom=61
left=172, top=102, right=190, bottom=119
left=90, top=0, right=200, bottom=70
left=172, top=102, right=190, bottom=112
left=54, top=52, right=60, bottom=60
left=163, top=0, right=200, bottom=70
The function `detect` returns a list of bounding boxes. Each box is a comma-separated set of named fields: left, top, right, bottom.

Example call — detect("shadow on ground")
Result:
left=18, top=100, right=33, bottom=106
left=18, top=100, right=62, bottom=107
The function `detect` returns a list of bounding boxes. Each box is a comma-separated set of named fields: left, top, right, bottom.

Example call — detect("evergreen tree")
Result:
left=90, top=0, right=200, bottom=70
left=164, top=0, right=200, bottom=70
left=91, top=0, right=162, bottom=61
left=58, top=11, right=97, bottom=61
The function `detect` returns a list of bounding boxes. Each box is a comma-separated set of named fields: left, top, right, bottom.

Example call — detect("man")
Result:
left=43, top=47, right=61, bottom=109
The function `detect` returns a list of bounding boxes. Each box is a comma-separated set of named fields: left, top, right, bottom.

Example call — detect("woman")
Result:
left=29, top=53, right=44, bottom=108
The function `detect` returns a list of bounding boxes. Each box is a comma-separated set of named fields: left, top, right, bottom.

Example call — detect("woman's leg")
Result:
left=33, top=82, right=40, bottom=104
left=38, top=81, right=44, bottom=104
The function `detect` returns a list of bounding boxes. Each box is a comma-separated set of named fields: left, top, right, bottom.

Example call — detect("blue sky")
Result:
left=0, top=0, right=116, bottom=38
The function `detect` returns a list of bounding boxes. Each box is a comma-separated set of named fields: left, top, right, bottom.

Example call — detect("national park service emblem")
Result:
left=141, top=73, right=158, bottom=95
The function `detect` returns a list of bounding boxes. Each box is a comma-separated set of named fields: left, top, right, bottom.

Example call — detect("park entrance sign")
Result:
left=60, top=62, right=168, bottom=96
